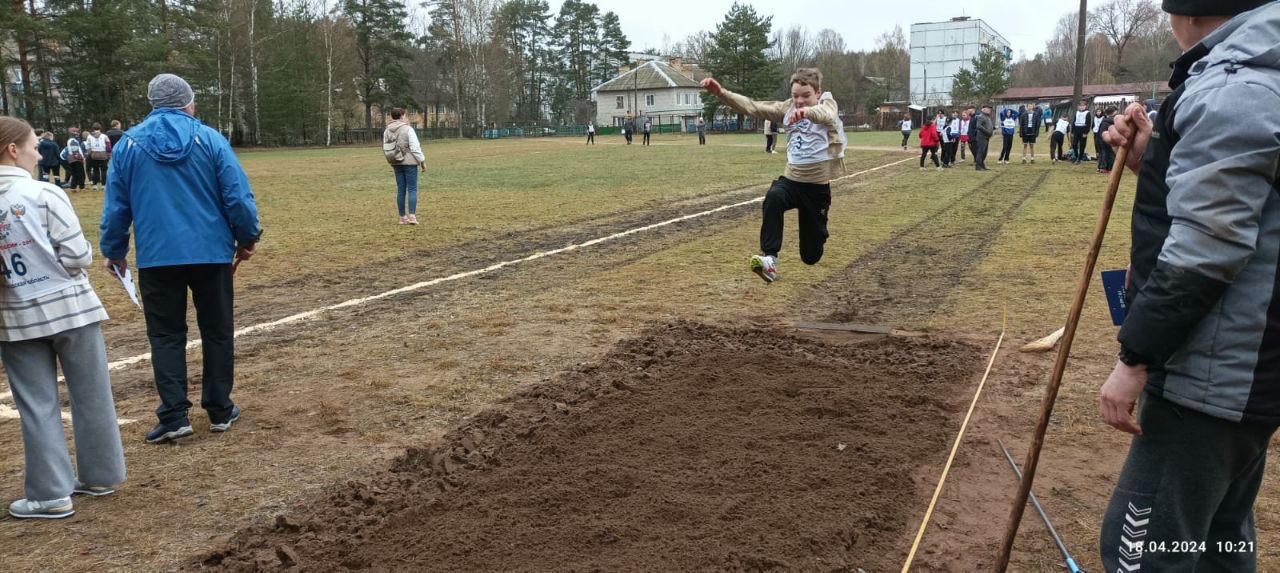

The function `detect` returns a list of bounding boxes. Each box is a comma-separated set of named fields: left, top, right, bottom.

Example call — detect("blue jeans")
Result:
left=393, top=164, right=419, bottom=216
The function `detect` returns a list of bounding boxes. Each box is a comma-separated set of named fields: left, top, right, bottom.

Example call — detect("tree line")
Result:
left=0, top=0, right=629, bottom=145
left=0, top=0, right=1182, bottom=146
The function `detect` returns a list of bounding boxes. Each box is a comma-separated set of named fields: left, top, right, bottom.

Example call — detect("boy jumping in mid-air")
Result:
left=701, top=68, right=845, bottom=283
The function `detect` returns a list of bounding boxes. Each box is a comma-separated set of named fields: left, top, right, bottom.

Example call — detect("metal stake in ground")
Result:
left=995, top=145, right=1129, bottom=571
left=996, top=439, right=1086, bottom=573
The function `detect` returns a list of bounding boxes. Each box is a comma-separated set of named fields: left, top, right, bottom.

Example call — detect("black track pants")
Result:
left=759, top=177, right=831, bottom=264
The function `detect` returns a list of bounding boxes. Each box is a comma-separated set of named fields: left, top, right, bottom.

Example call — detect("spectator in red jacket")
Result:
left=919, top=121, right=940, bottom=170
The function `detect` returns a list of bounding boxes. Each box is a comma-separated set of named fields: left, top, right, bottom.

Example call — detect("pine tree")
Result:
left=552, top=0, right=599, bottom=103
left=495, top=0, right=552, bottom=123
left=594, top=11, right=629, bottom=88
left=343, top=0, right=413, bottom=138
left=703, top=2, right=777, bottom=129
left=949, top=46, right=1010, bottom=106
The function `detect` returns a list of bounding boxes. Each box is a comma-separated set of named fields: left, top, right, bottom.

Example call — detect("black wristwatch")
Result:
left=1118, top=346, right=1148, bottom=367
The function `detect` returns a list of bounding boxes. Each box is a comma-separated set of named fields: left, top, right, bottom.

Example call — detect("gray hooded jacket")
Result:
left=1119, top=1, right=1280, bottom=424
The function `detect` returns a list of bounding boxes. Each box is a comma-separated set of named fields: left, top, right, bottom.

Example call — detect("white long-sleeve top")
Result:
left=0, top=165, right=108, bottom=341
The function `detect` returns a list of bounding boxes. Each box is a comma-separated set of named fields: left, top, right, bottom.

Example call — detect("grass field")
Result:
left=1, top=131, right=1277, bottom=571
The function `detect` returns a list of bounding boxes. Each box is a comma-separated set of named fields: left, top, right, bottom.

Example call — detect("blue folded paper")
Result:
left=1100, top=269, right=1128, bottom=326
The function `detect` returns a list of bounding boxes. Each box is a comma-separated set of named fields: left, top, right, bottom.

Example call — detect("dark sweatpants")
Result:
left=973, top=137, right=990, bottom=169
left=66, top=161, right=85, bottom=189
left=919, top=146, right=939, bottom=168
left=1100, top=393, right=1277, bottom=573
left=1072, top=128, right=1089, bottom=162
left=1051, top=132, right=1066, bottom=159
left=760, top=177, right=831, bottom=264
left=998, top=134, right=1013, bottom=161
left=139, top=264, right=237, bottom=426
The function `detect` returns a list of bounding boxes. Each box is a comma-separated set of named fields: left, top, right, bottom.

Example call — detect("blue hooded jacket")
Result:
left=100, top=108, right=260, bottom=268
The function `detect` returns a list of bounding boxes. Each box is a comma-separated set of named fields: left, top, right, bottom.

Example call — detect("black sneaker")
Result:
left=146, top=421, right=194, bottom=444
left=210, top=406, right=241, bottom=433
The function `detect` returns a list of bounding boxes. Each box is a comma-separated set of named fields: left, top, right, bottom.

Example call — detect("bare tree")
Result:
left=1090, top=0, right=1161, bottom=79
left=772, top=25, right=814, bottom=82
left=670, top=31, right=711, bottom=62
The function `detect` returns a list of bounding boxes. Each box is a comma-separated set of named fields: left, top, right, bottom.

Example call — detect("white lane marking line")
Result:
left=101, top=156, right=913, bottom=376
left=0, top=398, right=135, bottom=426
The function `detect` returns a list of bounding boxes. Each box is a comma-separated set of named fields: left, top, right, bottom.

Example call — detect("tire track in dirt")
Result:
left=816, top=171, right=1050, bottom=328
left=89, top=160, right=910, bottom=405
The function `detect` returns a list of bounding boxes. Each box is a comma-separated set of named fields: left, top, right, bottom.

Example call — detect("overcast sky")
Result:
left=547, top=0, right=1076, bottom=60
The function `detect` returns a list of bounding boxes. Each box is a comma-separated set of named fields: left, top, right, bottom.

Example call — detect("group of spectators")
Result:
left=32, top=121, right=125, bottom=192
left=903, top=99, right=1134, bottom=174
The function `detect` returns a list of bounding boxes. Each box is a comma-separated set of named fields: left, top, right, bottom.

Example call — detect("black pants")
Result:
left=766, top=134, right=776, bottom=153
left=1098, top=143, right=1116, bottom=171
left=66, top=162, right=85, bottom=189
left=1100, top=393, right=1277, bottom=572
left=940, top=141, right=954, bottom=165
left=38, top=163, right=60, bottom=183
left=586, top=132, right=594, bottom=144
left=760, top=177, right=831, bottom=264
left=919, top=146, right=939, bottom=167
left=998, top=134, right=1013, bottom=161
left=139, top=264, right=237, bottom=426
left=973, top=138, right=990, bottom=169
left=1051, top=132, right=1066, bottom=159
left=901, top=131, right=911, bottom=147
left=698, top=132, right=705, bottom=145
left=87, top=158, right=107, bottom=186
left=1072, top=128, right=1089, bottom=162
left=643, top=132, right=650, bottom=145
left=625, top=132, right=632, bottom=144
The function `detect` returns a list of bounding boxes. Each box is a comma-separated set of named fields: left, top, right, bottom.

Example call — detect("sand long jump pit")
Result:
left=192, top=321, right=984, bottom=572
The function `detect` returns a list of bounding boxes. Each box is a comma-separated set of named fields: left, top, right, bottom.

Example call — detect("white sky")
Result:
left=549, top=0, right=1074, bottom=60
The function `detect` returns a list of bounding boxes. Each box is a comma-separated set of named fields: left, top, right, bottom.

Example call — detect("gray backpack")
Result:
left=383, top=125, right=409, bottom=164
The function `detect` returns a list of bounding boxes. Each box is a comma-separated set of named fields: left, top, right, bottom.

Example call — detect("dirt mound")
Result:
left=191, top=322, right=983, bottom=572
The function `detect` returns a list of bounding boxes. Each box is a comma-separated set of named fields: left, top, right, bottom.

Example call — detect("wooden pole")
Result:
left=994, top=145, right=1128, bottom=571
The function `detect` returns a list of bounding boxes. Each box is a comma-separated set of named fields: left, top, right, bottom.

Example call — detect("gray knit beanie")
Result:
left=147, top=74, right=195, bottom=109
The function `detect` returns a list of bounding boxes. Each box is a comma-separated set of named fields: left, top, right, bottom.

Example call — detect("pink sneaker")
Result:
left=407, top=214, right=418, bottom=225
left=399, top=216, right=408, bottom=225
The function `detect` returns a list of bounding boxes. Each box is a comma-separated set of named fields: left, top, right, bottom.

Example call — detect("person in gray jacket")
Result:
left=1099, top=0, right=1280, bottom=571
left=972, top=105, right=994, bottom=171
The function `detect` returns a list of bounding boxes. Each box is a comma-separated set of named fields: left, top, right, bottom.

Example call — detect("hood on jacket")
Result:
left=1199, top=1, right=1280, bottom=71
left=127, top=108, right=204, bottom=164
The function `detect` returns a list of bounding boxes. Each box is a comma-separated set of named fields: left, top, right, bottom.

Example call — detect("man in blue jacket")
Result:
left=100, top=73, right=262, bottom=444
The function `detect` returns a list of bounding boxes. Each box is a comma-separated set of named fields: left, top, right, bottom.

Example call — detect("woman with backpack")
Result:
left=381, top=108, right=425, bottom=225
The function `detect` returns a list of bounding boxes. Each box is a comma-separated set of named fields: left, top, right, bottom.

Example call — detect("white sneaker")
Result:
left=937, top=166, right=944, bottom=171
left=750, top=255, right=778, bottom=283
left=9, top=497, right=74, bottom=519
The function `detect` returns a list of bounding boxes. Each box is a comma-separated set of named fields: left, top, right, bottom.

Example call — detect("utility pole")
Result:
left=1072, top=0, right=1088, bottom=110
